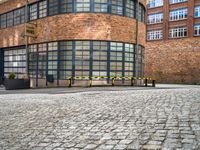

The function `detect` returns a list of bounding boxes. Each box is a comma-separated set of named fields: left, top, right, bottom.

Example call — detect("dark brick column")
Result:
left=0, top=49, right=4, bottom=77
left=188, top=0, right=195, bottom=37
left=163, top=0, right=169, bottom=40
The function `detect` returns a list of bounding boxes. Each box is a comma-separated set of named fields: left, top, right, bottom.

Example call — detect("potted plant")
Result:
left=4, top=72, right=30, bottom=90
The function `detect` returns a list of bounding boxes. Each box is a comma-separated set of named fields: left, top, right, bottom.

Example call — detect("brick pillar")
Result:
left=188, top=0, right=195, bottom=38
left=163, top=0, right=169, bottom=40
left=0, top=50, right=4, bottom=77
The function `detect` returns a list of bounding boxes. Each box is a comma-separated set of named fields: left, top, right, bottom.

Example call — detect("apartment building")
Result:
left=146, top=0, right=200, bottom=83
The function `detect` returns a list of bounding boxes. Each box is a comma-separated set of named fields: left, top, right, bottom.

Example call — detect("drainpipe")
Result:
left=25, top=0, right=29, bottom=77
left=135, top=0, right=139, bottom=79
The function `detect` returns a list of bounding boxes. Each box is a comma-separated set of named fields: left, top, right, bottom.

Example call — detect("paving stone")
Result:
left=142, top=145, right=162, bottom=150
left=97, top=144, right=114, bottom=150
left=84, top=144, right=98, bottom=149
left=113, top=144, right=128, bottom=149
left=0, top=87, right=200, bottom=150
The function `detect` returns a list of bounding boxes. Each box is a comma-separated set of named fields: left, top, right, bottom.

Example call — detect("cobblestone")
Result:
left=0, top=86, right=200, bottom=149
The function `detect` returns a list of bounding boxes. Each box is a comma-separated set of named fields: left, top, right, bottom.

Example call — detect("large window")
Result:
left=39, top=0, right=47, bottom=18
left=110, top=42, right=123, bottom=76
left=59, top=41, right=73, bottom=79
left=6, top=12, right=13, bottom=27
left=49, top=0, right=59, bottom=15
left=4, top=48, right=26, bottom=78
left=126, top=0, right=135, bottom=18
left=124, top=44, right=134, bottom=77
left=138, top=4, right=145, bottom=22
left=111, top=0, right=123, bottom=15
left=92, top=41, right=107, bottom=76
left=38, top=44, right=47, bottom=78
left=75, top=41, right=90, bottom=76
left=169, top=27, right=187, bottom=38
left=0, top=14, right=7, bottom=29
left=29, top=45, right=37, bottom=78
left=25, top=41, right=144, bottom=83
left=147, top=12, right=163, bottom=24
left=48, top=42, right=58, bottom=79
left=148, top=0, right=163, bottom=8
left=195, top=6, right=200, bottom=18
left=169, top=0, right=187, bottom=4
left=60, top=0, right=73, bottom=13
left=13, top=7, right=25, bottom=25
left=147, top=30, right=163, bottom=40
left=169, top=8, right=188, bottom=21
left=194, top=24, right=200, bottom=36
left=136, top=46, right=144, bottom=78
left=30, top=3, right=38, bottom=20
left=76, top=0, right=91, bottom=12
left=94, top=0, right=108, bottom=13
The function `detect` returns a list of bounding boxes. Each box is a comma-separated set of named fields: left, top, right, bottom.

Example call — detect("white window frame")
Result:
left=169, top=27, right=187, bottom=38
left=148, top=0, right=163, bottom=8
left=194, top=6, right=200, bottom=18
left=194, top=24, right=200, bottom=36
left=147, top=30, right=163, bottom=40
left=169, top=0, right=187, bottom=4
left=148, top=12, right=163, bottom=24
left=169, top=8, right=188, bottom=21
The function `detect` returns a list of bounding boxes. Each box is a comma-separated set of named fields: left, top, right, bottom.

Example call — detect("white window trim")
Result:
left=169, top=8, right=188, bottom=21
left=147, top=30, right=163, bottom=40
left=169, top=27, right=187, bottom=38
left=147, top=12, right=163, bottom=24
left=169, top=0, right=187, bottom=4
left=194, top=24, right=200, bottom=36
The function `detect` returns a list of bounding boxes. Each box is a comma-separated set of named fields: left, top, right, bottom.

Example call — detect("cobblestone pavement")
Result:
left=0, top=86, right=200, bottom=150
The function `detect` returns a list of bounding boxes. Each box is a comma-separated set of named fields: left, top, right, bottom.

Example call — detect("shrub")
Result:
left=8, top=72, right=16, bottom=79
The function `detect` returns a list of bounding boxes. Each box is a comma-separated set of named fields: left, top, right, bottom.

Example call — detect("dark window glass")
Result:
left=29, top=45, right=37, bottom=78
left=59, top=41, right=73, bottom=79
left=92, top=41, right=107, bottom=77
left=0, top=14, right=7, bottom=28
left=110, top=42, right=123, bottom=77
left=48, top=42, right=58, bottom=78
left=138, top=4, right=145, bottom=22
left=76, top=0, right=90, bottom=12
left=4, top=48, right=26, bottom=78
left=38, top=44, right=47, bottom=78
left=136, top=45, right=144, bottom=77
left=94, top=0, right=108, bottom=13
left=20, top=7, right=25, bottom=23
left=126, top=0, right=135, bottom=18
left=60, top=0, right=73, bottom=13
left=39, top=0, right=47, bottom=18
left=75, top=41, right=90, bottom=76
left=7, top=12, right=13, bottom=27
left=14, top=9, right=21, bottom=25
left=111, top=0, right=123, bottom=15
left=30, top=3, right=38, bottom=20
left=49, top=0, right=59, bottom=15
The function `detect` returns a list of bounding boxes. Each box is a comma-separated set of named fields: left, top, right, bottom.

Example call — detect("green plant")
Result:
left=8, top=72, right=16, bottom=79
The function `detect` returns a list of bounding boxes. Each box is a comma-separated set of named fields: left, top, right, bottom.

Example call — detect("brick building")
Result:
left=0, top=0, right=146, bottom=88
left=146, top=0, right=200, bottom=84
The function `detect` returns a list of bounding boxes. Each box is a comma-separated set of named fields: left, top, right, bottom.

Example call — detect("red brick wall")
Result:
left=0, top=13, right=146, bottom=48
left=0, top=0, right=146, bottom=48
left=0, top=0, right=146, bottom=14
left=145, top=37, right=200, bottom=84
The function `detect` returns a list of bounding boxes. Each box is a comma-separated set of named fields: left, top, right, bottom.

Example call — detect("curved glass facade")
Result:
left=28, top=40, right=144, bottom=81
left=0, top=0, right=145, bottom=29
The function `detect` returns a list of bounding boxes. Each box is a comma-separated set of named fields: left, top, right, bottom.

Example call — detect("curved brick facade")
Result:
left=0, top=13, right=146, bottom=48
left=0, top=0, right=146, bottom=88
